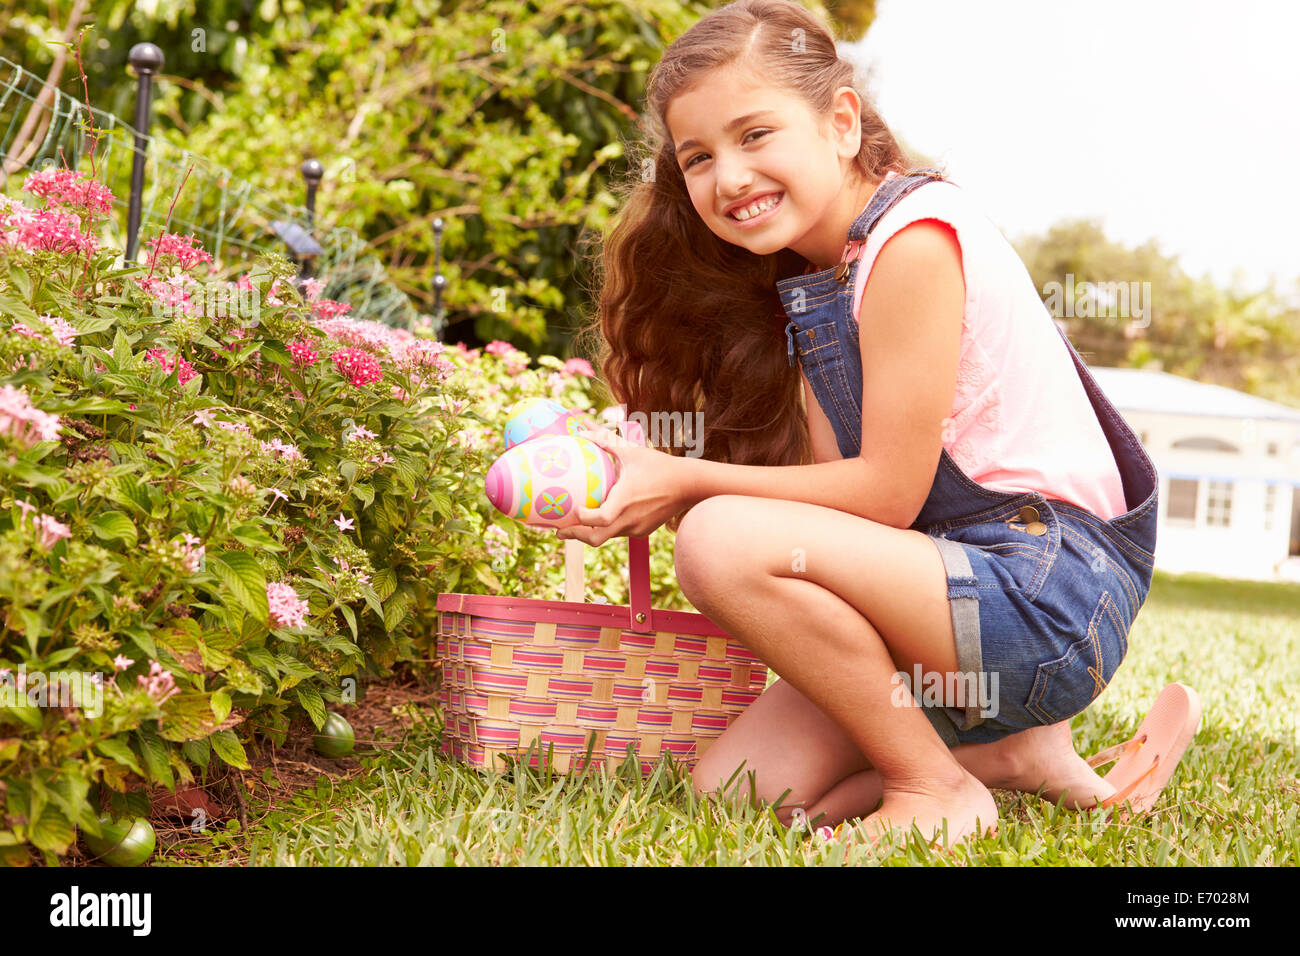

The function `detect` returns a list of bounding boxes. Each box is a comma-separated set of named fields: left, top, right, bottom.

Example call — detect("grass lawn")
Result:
left=137, top=569, right=1299, bottom=866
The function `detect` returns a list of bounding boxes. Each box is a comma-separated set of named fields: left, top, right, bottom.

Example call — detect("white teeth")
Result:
left=730, top=193, right=781, bottom=221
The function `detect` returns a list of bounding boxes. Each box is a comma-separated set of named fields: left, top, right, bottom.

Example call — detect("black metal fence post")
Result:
left=125, top=43, right=164, bottom=263
left=299, top=158, right=323, bottom=279
left=431, top=217, right=445, bottom=335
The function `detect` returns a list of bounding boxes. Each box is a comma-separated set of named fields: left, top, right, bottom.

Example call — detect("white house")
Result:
left=1087, top=366, right=1300, bottom=581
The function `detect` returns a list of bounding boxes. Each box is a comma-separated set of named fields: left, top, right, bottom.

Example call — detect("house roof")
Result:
left=1088, top=366, right=1300, bottom=424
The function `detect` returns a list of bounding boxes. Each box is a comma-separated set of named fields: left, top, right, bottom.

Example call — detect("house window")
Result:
left=1264, top=484, right=1278, bottom=531
left=1167, top=478, right=1198, bottom=522
left=1206, top=480, right=1233, bottom=527
left=1171, top=436, right=1240, bottom=453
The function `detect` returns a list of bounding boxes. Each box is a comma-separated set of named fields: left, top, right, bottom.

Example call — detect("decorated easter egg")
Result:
left=484, top=434, right=619, bottom=527
left=503, top=397, right=582, bottom=450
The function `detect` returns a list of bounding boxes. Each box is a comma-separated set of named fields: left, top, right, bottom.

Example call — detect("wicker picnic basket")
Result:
left=435, top=535, right=769, bottom=775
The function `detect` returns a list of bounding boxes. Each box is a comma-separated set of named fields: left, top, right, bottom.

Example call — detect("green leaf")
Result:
left=352, top=483, right=374, bottom=508
left=473, top=562, right=504, bottom=592
left=370, top=566, right=397, bottom=602
left=8, top=265, right=32, bottom=301
left=95, top=737, right=144, bottom=776
left=27, top=804, right=74, bottom=856
left=136, top=729, right=175, bottom=790
left=112, top=328, right=133, bottom=366
left=181, top=737, right=210, bottom=770
left=383, top=590, right=413, bottom=632
left=430, top=491, right=453, bottom=518
left=210, top=729, right=250, bottom=770
left=90, top=511, right=138, bottom=547
left=208, top=551, right=269, bottom=622
left=295, top=684, right=326, bottom=730
left=339, top=603, right=358, bottom=641
left=210, top=689, right=232, bottom=724
left=230, top=524, right=285, bottom=552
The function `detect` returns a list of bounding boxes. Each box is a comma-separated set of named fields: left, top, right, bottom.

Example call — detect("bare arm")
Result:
left=676, top=220, right=965, bottom=529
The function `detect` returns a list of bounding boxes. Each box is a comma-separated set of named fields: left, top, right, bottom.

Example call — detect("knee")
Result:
left=674, top=495, right=749, bottom=602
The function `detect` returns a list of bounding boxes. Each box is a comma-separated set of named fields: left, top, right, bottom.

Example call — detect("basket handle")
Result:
left=628, top=535, right=653, bottom=633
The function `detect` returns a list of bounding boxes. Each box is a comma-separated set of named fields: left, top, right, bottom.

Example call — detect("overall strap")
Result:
left=836, top=167, right=947, bottom=282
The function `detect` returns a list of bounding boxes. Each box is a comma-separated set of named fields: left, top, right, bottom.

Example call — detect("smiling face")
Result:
left=665, top=61, right=878, bottom=269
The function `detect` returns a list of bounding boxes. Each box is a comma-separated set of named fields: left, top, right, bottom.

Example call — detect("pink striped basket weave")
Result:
left=435, top=535, right=769, bottom=775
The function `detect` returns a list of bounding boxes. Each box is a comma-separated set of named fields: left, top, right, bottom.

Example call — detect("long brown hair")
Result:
left=576, top=0, right=911, bottom=532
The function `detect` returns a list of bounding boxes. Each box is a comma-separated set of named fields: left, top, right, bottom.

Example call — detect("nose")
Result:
left=714, top=155, right=753, bottom=209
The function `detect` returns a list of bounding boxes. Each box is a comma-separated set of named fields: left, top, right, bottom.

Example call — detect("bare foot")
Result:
left=993, top=721, right=1116, bottom=809
left=851, top=768, right=998, bottom=849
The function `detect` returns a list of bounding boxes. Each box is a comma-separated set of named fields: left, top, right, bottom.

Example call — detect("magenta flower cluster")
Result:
left=144, top=348, right=199, bottom=386
left=332, top=348, right=383, bottom=388
left=13, top=499, right=71, bottom=550
left=146, top=233, right=214, bottom=272
left=10, top=314, right=80, bottom=348
left=137, top=660, right=180, bottom=706
left=267, top=582, right=310, bottom=629
left=0, top=384, right=61, bottom=446
left=0, top=196, right=97, bottom=256
left=22, top=168, right=114, bottom=217
left=288, top=338, right=319, bottom=368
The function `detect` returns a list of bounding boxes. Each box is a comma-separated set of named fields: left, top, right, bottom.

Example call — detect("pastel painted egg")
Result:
left=484, top=434, right=619, bottom=527
left=503, top=398, right=582, bottom=450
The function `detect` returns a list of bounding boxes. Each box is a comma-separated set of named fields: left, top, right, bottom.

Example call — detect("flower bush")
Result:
left=0, top=167, right=497, bottom=862
left=0, top=166, right=689, bottom=864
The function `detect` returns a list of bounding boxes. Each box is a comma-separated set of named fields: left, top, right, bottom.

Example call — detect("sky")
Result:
left=848, top=0, right=1300, bottom=294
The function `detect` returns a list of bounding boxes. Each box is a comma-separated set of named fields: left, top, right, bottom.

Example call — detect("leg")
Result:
left=676, top=495, right=996, bottom=845
left=695, top=675, right=1116, bottom=832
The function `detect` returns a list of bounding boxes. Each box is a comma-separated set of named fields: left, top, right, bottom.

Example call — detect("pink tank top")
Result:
left=846, top=172, right=1128, bottom=521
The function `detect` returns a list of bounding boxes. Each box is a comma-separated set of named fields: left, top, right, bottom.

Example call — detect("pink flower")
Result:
left=22, top=169, right=114, bottom=217
left=11, top=499, right=38, bottom=528
left=145, top=233, right=213, bottom=271
left=267, top=488, right=289, bottom=504
left=288, top=338, right=319, bottom=368
left=563, top=357, right=594, bottom=378
left=215, top=420, right=250, bottom=434
left=137, top=660, right=180, bottom=706
left=260, top=438, right=304, bottom=461
left=113, top=654, right=135, bottom=672
left=484, top=340, right=516, bottom=356
left=34, top=513, right=70, bottom=550
left=334, top=514, right=354, bottom=532
left=267, top=582, right=310, bottom=629
left=332, top=348, right=383, bottom=388
left=144, top=348, right=199, bottom=386
left=300, top=277, right=324, bottom=301
left=137, top=275, right=198, bottom=317
left=0, top=205, right=96, bottom=255
left=179, top=533, right=204, bottom=574
left=312, top=299, right=352, bottom=321
left=236, top=274, right=254, bottom=292
left=0, top=384, right=61, bottom=446
left=192, top=409, right=216, bottom=428
left=40, top=315, right=80, bottom=347
left=348, top=425, right=377, bottom=441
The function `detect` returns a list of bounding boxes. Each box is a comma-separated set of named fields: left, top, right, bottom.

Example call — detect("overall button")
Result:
left=1025, top=521, right=1047, bottom=536
left=1017, top=505, right=1039, bottom=524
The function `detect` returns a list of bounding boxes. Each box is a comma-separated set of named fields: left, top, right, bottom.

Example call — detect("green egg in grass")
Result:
left=83, top=816, right=156, bottom=867
left=313, top=711, right=355, bottom=757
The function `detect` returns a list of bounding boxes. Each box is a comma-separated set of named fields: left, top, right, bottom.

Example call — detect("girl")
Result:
left=560, top=0, right=1200, bottom=846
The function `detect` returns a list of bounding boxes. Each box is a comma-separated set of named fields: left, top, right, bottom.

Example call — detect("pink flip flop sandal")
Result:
left=1087, top=682, right=1203, bottom=822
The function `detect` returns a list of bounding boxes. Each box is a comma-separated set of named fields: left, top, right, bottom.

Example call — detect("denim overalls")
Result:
left=774, top=169, right=1160, bottom=745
